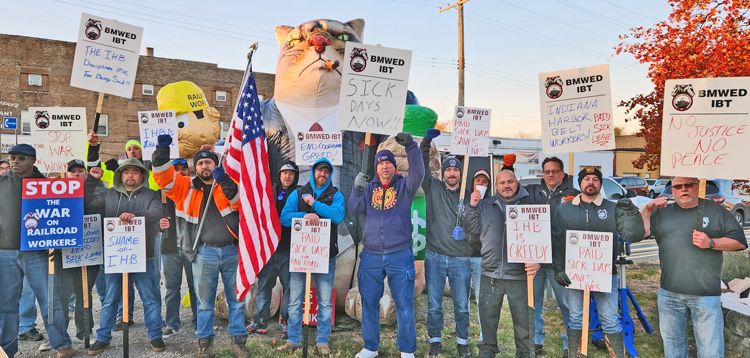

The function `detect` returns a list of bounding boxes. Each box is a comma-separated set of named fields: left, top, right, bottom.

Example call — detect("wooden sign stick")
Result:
left=48, top=249, right=55, bottom=325
left=82, top=266, right=90, bottom=348
left=92, top=93, right=104, bottom=134
left=527, top=274, right=536, bottom=358
left=302, top=272, right=312, bottom=358
left=123, top=273, right=129, bottom=358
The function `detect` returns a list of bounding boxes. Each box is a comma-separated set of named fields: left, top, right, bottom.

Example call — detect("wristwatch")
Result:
left=709, top=239, right=715, bottom=249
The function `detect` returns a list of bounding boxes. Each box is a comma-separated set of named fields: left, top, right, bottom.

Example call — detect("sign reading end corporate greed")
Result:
left=21, top=178, right=84, bottom=251
left=295, top=131, right=343, bottom=166
left=70, top=13, right=143, bottom=98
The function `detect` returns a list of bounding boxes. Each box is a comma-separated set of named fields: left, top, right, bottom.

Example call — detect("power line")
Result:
left=465, top=68, right=537, bottom=91
left=497, top=0, right=616, bottom=42
left=556, top=0, right=635, bottom=29
left=598, top=0, right=662, bottom=23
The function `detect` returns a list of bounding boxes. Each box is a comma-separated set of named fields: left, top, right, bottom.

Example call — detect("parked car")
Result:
left=611, top=177, right=649, bottom=196
left=647, top=178, right=669, bottom=198
left=519, top=175, right=652, bottom=209
left=659, top=179, right=750, bottom=227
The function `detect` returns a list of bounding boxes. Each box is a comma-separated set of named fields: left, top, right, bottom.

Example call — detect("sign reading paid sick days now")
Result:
left=70, top=13, right=143, bottom=98
left=661, top=77, right=750, bottom=179
left=290, top=218, right=331, bottom=274
left=337, top=42, right=412, bottom=136
left=103, top=217, right=146, bottom=273
left=295, top=131, right=343, bottom=166
left=539, top=64, right=615, bottom=155
left=451, top=106, right=491, bottom=156
left=565, top=230, right=613, bottom=293
left=505, top=205, right=552, bottom=264
left=62, top=214, right=104, bottom=268
left=138, top=110, right=179, bottom=159
left=28, top=107, right=87, bottom=173
left=21, top=178, right=84, bottom=250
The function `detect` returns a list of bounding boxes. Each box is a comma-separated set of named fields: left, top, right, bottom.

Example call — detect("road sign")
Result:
left=3, top=117, right=17, bottom=130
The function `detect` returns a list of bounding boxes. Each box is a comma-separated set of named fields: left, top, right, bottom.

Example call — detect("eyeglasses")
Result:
left=9, top=155, right=31, bottom=161
left=543, top=169, right=562, bottom=175
left=672, top=183, right=698, bottom=190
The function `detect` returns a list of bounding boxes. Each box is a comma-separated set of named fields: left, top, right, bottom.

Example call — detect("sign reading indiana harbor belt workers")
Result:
left=565, top=230, right=613, bottom=293
left=290, top=218, right=331, bottom=274
left=21, top=178, right=84, bottom=251
left=28, top=107, right=87, bottom=174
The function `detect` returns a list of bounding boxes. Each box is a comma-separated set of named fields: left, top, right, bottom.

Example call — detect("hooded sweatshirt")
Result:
left=280, top=158, right=345, bottom=258
left=273, top=160, right=301, bottom=254
left=87, top=141, right=159, bottom=190
left=0, top=167, right=46, bottom=250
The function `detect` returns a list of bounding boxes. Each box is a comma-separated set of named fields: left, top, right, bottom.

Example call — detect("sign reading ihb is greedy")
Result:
left=21, top=178, right=84, bottom=250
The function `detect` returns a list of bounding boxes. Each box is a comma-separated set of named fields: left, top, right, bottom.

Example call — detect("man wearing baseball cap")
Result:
left=466, top=167, right=492, bottom=342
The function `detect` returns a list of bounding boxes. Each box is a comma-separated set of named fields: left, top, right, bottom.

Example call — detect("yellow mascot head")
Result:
left=157, top=81, right=221, bottom=157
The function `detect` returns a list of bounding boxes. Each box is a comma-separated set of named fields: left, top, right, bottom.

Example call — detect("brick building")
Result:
left=0, top=34, right=274, bottom=160
left=613, top=135, right=662, bottom=178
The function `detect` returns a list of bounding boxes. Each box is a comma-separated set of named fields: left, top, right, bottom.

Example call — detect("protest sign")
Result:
left=137, top=110, right=179, bottom=159
left=21, top=178, right=84, bottom=250
left=505, top=205, right=552, bottom=263
left=451, top=106, right=491, bottom=156
left=103, top=217, right=146, bottom=273
left=304, top=288, right=336, bottom=326
left=661, top=77, right=750, bottom=179
left=337, top=42, right=412, bottom=136
left=62, top=214, right=103, bottom=268
left=290, top=218, right=331, bottom=274
left=539, top=64, right=615, bottom=154
left=565, top=230, right=614, bottom=293
left=295, top=131, right=343, bottom=165
left=28, top=107, right=87, bottom=173
left=70, top=13, right=143, bottom=98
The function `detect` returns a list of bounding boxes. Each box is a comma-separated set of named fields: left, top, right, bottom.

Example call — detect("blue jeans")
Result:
left=96, top=260, right=163, bottom=343
left=94, top=268, right=133, bottom=320
left=470, top=257, right=482, bottom=341
left=658, top=288, right=724, bottom=358
left=567, top=274, right=620, bottom=333
left=0, top=250, right=72, bottom=357
left=287, top=258, right=336, bottom=345
left=533, top=265, right=569, bottom=349
left=192, top=244, right=246, bottom=339
left=425, top=249, right=471, bottom=345
left=255, top=250, right=291, bottom=325
left=18, top=276, right=37, bottom=334
left=358, top=249, right=416, bottom=353
left=163, top=251, right=197, bottom=331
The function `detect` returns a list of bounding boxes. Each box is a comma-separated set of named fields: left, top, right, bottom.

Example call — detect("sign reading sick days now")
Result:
left=21, top=178, right=84, bottom=251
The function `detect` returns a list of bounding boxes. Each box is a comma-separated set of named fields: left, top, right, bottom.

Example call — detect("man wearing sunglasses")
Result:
left=642, top=177, right=747, bottom=358
left=0, top=158, right=9, bottom=175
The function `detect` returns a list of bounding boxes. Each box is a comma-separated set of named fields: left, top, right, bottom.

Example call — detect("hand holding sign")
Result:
left=304, top=213, right=320, bottom=226
left=119, top=213, right=135, bottom=223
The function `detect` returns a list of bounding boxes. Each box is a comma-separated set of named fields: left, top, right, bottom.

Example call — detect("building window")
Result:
left=220, top=121, right=231, bottom=140
left=142, top=84, right=154, bottom=95
left=258, top=94, right=265, bottom=101
left=28, top=74, right=43, bottom=86
left=96, top=115, right=109, bottom=136
left=21, top=110, right=31, bottom=134
left=216, top=91, right=227, bottom=102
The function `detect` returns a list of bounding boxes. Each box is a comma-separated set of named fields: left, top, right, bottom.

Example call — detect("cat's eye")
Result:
left=289, top=39, right=302, bottom=47
left=336, top=34, right=350, bottom=41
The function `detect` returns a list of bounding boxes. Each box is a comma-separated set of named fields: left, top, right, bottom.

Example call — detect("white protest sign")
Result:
left=103, top=217, right=146, bottom=273
left=337, top=42, right=412, bottom=135
left=70, top=13, right=143, bottom=98
left=290, top=218, right=331, bottom=274
left=137, top=110, right=179, bottom=159
left=62, top=214, right=103, bottom=268
left=565, top=230, right=613, bottom=293
left=295, top=131, right=343, bottom=166
left=28, top=107, right=87, bottom=173
left=505, top=205, right=552, bottom=264
left=451, top=106, right=491, bottom=156
left=539, top=64, right=615, bottom=154
left=661, top=77, right=750, bottom=179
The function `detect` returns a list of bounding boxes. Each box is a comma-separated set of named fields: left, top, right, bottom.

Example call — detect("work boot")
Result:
left=603, top=333, right=625, bottom=358
left=535, top=344, right=544, bottom=355
left=150, top=338, right=166, bottom=352
left=230, top=335, right=249, bottom=358
left=56, top=346, right=76, bottom=358
left=316, top=344, right=331, bottom=357
left=457, top=344, right=472, bottom=358
left=276, top=341, right=301, bottom=352
left=196, top=338, right=214, bottom=358
left=566, top=329, right=582, bottom=358
left=19, top=328, right=44, bottom=341
left=429, top=342, right=442, bottom=357
left=88, top=341, right=110, bottom=355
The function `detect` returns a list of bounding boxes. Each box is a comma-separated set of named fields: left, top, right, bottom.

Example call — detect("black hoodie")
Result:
left=274, top=160, right=300, bottom=253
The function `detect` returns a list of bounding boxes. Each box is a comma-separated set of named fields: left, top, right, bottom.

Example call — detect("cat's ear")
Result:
left=275, top=25, right=294, bottom=48
left=346, top=19, right=365, bottom=41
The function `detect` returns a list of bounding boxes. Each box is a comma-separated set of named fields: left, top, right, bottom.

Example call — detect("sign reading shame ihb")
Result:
left=138, top=110, right=179, bottom=159
left=103, top=217, right=146, bottom=273
left=62, top=214, right=104, bottom=268
left=21, top=178, right=84, bottom=250
left=290, top=218, right=331, bottom=274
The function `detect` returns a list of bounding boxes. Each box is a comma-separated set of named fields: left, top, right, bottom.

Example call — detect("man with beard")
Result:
left=467, top=168, right=492, bottom=342
left=551, top=167, right=644, bottom=358
left=642, top=177, right=746, bottom=358
left=464, top=169, right=539, bottom=358
left=419, top=128, right=472, bottom=358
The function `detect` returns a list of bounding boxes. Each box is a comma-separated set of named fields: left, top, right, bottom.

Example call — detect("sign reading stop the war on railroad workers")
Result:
left=451, top=106, right=491, bottom=156
left=337, top=42, right=412, bottom=136
left=70, top=13, right=143, bottom=98
left=539, top=64, right=615, bottom=155
left=62, top=214, right=104, bottom=268
left=505, top=205, right=552, bottom=264
left=296, top=131, right=343, bottom=165
left=21, top=178, right=84, bottom=251
left=103, top=217, right=146, bottom=273
left=29, top=107, right=87, bottom=173
left=565, top=230, right=614, bottom=293
left=290, top=218, right=331, bottom=274
left=661, top=77, right=750, bottom=179
left=138, top=110, right=179, bottom=159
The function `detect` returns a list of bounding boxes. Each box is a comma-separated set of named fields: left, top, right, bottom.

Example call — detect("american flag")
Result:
left=224, top=63, right=281, bottom=300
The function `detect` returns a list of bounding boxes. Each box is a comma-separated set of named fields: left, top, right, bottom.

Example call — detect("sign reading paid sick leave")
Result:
left=290, top=218, right=331, bottom=274
left=539, top=64, right=615, bottom=155
left=505, top=205, right=551, bottom=264
left=565, top=230, right=613, bottom=293
left=62, top=214, right=103, bottom=268
left=138, top=110, right=179, bottom=159
left=451, top=106, right=491, bottom=156
left=296, top=131, right=343, bottom=165
left=70, top=13, right=143, bottom=98
left=103, top=217, right=146, bottom=273
left=28, top=107, right=87, bottom=173
left=21, top=178, right=84, bottom=251
left=661, top=77, right=750, bottom=179
left=337, top=42, right=412, bottom=136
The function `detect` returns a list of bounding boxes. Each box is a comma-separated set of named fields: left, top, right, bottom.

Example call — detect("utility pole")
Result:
left=440, top=0, right=469, bottom=106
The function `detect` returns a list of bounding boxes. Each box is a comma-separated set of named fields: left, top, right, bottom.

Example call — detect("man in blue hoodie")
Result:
left=348, top=132, right=425, bottom=358
left=276, top=158, right=344, bottom=357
